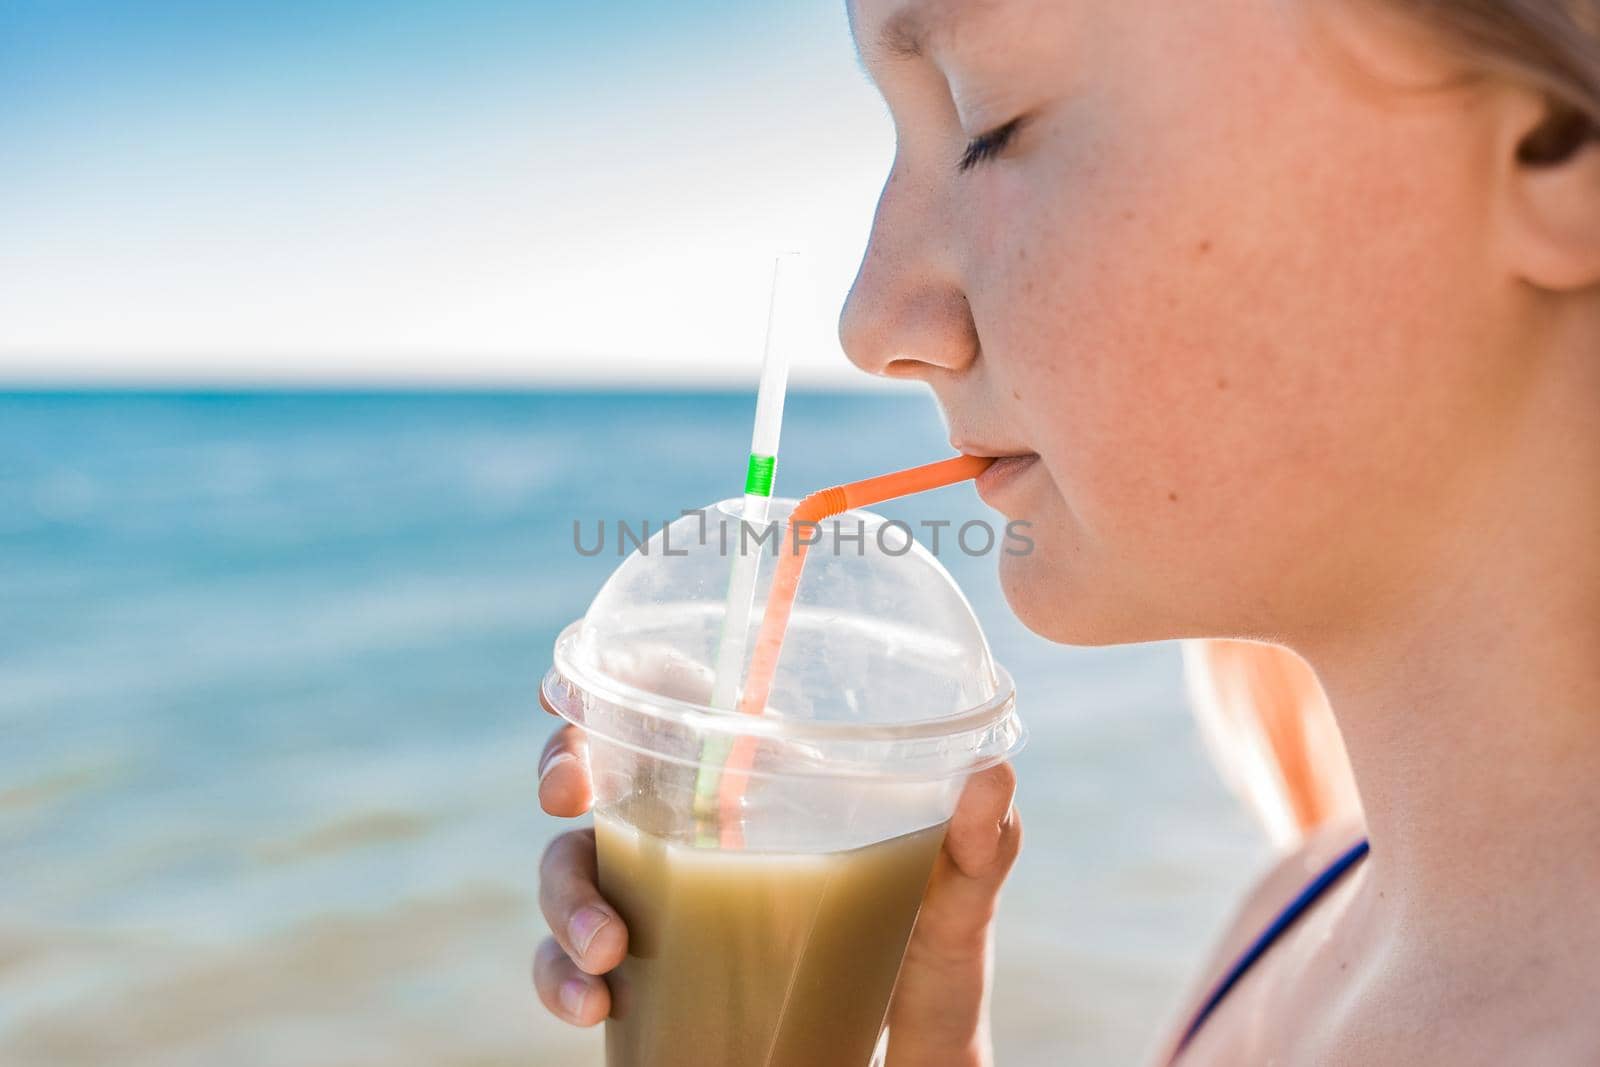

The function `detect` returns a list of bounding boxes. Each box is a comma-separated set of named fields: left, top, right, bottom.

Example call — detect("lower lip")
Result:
left=974, top=454, right=1041, bottom=506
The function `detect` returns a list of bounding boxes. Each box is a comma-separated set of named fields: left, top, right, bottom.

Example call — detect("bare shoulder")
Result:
left=1146, top=817, right=1367, bottom=1065
left=1203, top=817, right=1368, bottom=981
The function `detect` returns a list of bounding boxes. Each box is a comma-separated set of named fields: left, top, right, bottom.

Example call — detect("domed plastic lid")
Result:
left=545, top=498, right=1022, bottom=780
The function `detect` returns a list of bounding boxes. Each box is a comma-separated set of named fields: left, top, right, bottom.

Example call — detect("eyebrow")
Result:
left=862, top=4, right=953, bottom=64
left=878, top=7, right=931, bottom=59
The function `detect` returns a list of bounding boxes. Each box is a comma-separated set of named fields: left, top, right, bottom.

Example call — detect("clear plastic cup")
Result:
left=541, top=498, right=1024, bottom=1067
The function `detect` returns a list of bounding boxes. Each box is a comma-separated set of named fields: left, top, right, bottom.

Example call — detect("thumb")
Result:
left=944, top=761, right=1021, bottom=878
left=885, top=764, right=1021, bottom=1067
left=915, top=762, right=1022, bottom=957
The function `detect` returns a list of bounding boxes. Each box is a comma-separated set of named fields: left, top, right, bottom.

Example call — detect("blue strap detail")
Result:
left=1172, top=838, right=1370, bottom=1059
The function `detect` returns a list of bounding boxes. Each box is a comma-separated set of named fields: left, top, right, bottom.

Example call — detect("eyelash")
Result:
left=957, top=119, right=1022, bottom=172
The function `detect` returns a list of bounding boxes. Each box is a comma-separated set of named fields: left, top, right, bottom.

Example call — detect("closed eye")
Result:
left=958, top=118, right=1023, bottom=172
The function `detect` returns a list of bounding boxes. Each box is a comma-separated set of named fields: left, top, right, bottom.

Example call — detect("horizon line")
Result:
left=0, top=358, right=911, bottom=392
left=0, top=378, right=922, bottom=394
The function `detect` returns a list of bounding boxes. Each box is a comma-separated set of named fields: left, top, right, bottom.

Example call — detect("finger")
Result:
left=942, top=762, right=1020, bottom=880
left=539, top=828, right=628, bottom=974
left=533, top=936, right=611, bottom=1026
left=908, top=766, right=1022, bottom=960
left=538, top=724, right=593, bottom=817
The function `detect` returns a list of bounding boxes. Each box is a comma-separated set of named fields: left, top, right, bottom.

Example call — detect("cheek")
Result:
left=967, top=58, right=1500, bottom=627
left=975, top=162, right=1292, bottom=549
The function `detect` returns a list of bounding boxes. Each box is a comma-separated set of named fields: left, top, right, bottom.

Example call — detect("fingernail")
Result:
left=539, top=751, right=577, bottom=784
left=559, top=978, right=589, bottom=1018
left=568, top=906, right=610, bottom=958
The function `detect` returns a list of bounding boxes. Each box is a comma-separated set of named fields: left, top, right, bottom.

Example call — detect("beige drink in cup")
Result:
left=596, top=813, right=945, bottom=1066
left=542, top=499, right=1023, bottom=1066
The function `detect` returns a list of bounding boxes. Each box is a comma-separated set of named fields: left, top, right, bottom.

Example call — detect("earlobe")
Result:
left=1503, top=98, right=1600, bottom=292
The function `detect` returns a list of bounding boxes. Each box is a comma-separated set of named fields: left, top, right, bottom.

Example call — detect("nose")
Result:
left=838, top=160, right=978, bottom=380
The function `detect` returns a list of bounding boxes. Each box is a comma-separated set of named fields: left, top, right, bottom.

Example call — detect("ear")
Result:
left=1500, top=91, right=1600, bottom=292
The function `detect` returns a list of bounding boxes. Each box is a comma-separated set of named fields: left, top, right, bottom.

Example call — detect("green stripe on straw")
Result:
left=744, top=453, right=776, bottom=497
left=695, top=253, right=799, bottom=844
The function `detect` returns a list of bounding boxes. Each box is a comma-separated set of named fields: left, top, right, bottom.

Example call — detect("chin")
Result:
left=997, top=543, right=1173, bottom=648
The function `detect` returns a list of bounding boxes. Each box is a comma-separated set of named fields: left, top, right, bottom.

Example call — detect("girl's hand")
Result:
left=532, top=710, right=622, bottom=1027
left=886, top=760, right=1021, bottom=1067
left=532, top=697, right=1022, bottom=1066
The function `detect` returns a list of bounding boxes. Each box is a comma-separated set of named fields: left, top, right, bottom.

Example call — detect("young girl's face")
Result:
left=841, top=0, right=1533, bottom=645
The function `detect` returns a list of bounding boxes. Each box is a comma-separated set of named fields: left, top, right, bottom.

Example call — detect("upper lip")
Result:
left=949, top=438, right=1035, bottom=460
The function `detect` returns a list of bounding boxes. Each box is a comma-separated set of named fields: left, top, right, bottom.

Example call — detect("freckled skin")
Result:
left=836, top=1, right=1600, bottom=1065
left=840, top=0, right=1536, bottom=648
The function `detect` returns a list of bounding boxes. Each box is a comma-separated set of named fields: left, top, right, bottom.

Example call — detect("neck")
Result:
left=1304, top=392, right=1600, bottom=958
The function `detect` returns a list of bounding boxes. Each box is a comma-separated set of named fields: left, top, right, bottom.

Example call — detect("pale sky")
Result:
left=0, top=1, right=898, bottom=386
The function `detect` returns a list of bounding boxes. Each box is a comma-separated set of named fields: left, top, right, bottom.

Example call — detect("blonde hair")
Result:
left=1384, top=0, right=1599, bottom=160
left=1183, top=641, right=1361, bottom=848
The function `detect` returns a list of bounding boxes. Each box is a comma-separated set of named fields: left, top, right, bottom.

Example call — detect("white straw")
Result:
left=709, top=252, right=798, bottom=710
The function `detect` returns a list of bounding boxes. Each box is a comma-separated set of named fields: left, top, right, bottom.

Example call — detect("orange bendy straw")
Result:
left=716, top=454, right=993, bottom=845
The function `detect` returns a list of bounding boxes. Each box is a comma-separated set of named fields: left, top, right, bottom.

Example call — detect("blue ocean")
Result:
left=0, top=390, right=1266, bottom=1066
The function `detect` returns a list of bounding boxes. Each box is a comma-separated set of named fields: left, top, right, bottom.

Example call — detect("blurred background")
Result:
left=0, top=1, right=1269, bottom=1064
